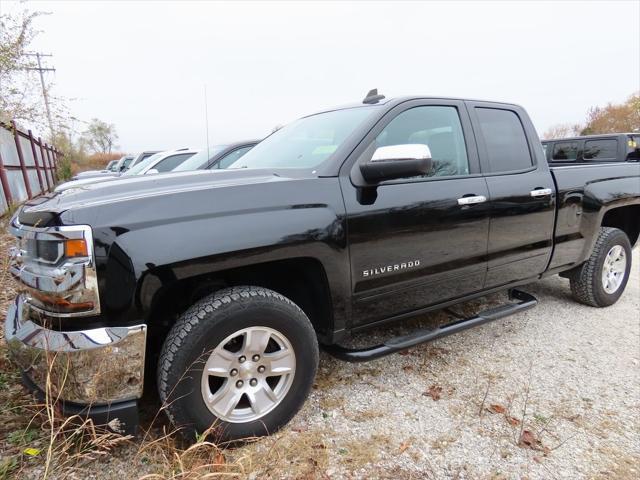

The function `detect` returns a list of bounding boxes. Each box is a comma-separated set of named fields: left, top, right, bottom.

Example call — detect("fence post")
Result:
left=38, top=137, right=52, bottom=191
left=51, top=147, right=59, bottom=182
left=28, top=130, right=45, bottom=194
left=0, top=149, right=13, bottom=206
left=45, top=145, right=57, bottom=184
left=11, top=120, right=33, bottom=199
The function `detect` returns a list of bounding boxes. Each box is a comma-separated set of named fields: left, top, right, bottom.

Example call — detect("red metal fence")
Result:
left=0, top=121, right=59, bottom=215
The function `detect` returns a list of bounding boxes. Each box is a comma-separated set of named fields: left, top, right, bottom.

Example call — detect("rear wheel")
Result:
left=158, top=286, right=319, bottom=442
left=569, top=227, right=632, bottom=307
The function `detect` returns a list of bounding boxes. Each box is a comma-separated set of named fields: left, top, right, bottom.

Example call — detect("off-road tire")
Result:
left=157, top=286, right=318, bottom=443
left=569, top=227, right=632, bottom=307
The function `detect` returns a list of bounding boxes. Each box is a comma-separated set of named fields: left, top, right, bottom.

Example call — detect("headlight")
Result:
left=9, top=220, right=101, bottom=317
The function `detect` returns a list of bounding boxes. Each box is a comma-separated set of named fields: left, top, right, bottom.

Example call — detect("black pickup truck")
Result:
left=542, top=133, right=640, bottom=164
left=5, top=91, right=640, bottom=441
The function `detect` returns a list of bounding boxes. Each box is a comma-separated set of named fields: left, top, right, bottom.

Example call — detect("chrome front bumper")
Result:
left=4, top=295, right=146, bottom=405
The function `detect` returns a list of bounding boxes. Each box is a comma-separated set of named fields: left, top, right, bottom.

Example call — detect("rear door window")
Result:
left=551, top=142, right=578, bottom=161
left=475, top=108, right=533, bottom=172
left=583, top=139, right=618, bottom=161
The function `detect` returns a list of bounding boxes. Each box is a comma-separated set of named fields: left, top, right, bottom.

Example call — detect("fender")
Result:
left=52, top=171, right=350, bottom=332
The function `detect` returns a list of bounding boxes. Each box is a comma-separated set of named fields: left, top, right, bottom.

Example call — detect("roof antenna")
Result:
left=204, top=84, right=210, bottom=158
left=363, top=88, right=385, bottom=104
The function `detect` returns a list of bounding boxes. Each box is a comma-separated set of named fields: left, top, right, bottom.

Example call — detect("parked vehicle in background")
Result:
left=127, top=150, right=162, bottom=170
left=172, top=140, right=259, bottom=172
left=56, top=143, right=257, bottom=193
left=73, top=151, right=161, bottom=180
left=73, top=154, right=135, bottom=180
left=542, top=133, right=640, bottom=165
left=6, top=92, right=639, bottom=443
left=54, top=149, right=198, bottom=192
left=124, top=148, right=197, bottom=175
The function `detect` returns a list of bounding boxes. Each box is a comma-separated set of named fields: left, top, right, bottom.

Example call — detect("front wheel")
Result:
left=569, top=227, right=632, bottom=307
left=157, top=286, right=319, bottom=442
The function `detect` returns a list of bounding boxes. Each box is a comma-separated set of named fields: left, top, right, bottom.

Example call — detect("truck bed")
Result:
left=548, top=162, right=640, bottom=272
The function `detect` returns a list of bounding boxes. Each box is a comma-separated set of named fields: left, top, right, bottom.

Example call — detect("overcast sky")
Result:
left=7, top=0, right=640, bottom=152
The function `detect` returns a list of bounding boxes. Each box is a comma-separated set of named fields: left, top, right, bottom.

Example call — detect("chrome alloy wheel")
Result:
left=200, top=326, right=296, bottom=423
left=602, top=245, right=627, bottom=294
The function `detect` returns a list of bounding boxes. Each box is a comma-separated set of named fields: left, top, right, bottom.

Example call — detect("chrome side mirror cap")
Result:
left=360, top=144, right=433, bottom=183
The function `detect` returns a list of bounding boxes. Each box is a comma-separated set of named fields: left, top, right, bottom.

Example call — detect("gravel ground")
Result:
left=1, top=221, right=638, bottom=479
left=264, top=250, right=639, bottom=479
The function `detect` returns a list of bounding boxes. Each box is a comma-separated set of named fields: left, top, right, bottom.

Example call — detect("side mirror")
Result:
left=145, top=168, right=159, bottom=175
left=360, top=144, right=433, bottom=183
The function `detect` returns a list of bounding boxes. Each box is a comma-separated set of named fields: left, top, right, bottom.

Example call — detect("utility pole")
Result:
left=23, top=52, right=56, bottom=140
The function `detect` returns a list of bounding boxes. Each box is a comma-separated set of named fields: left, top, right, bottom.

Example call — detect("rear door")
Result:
left=467, top=102, right=556, bottom=288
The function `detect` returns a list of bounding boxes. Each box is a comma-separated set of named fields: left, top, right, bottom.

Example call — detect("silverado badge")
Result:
left=363, top=260, right=421, bottom=278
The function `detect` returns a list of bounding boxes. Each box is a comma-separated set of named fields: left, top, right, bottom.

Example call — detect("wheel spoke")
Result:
left=247, top=384, right=277, bottom=414
left=265, top=349, right=295, bottom=374
left=210, top=382, right=242, bottom=417
left=244, top=329, right=272, bottom=354
left=205, top=348, right=234, bottom=376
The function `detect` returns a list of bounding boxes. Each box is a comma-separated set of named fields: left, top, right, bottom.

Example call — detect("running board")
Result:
left=324, top=289, right=537, bottom=362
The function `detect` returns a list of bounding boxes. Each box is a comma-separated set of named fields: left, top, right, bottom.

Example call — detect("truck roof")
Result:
left=306, top=93, right=524, bottom=118
left=542, top=133, right=638, bottom=143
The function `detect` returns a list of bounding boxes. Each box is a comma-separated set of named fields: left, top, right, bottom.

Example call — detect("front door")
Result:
left=341, top=100, right=491, bottom=327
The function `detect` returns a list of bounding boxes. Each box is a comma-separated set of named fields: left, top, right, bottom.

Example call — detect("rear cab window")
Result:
left=583, top=139, right=618, bottom=161
left=551, top=142, right=579, bottom=162
left=474, top=107, right=533, bottom=172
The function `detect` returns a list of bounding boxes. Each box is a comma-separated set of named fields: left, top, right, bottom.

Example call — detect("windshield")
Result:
left=123, top=152, right=164, bottom=176
left=229, top=107, right=376, bottom=170
left=173, top=145, right=227, bottom=172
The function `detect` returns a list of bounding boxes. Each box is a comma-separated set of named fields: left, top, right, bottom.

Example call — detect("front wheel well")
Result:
left=146, top=258, right=334, bottom=355
left=601, top=205, right=640, bottom=247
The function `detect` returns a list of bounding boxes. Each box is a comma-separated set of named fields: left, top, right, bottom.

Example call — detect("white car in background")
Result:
left=55, top=149, right=198, bottom=192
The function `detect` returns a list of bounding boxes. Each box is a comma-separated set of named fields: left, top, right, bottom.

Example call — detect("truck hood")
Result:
left=18, top=169, right=291, bottom=225
left=55, top=173, right=121, bottom=192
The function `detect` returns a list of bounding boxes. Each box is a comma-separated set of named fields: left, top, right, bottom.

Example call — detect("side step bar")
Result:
left=324, top=289, right=537, bottom=362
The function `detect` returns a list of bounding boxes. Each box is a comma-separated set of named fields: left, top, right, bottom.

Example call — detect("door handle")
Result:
left=457, top=195, right=487, bottom=206
left=530, top=188, right=553, bottom=197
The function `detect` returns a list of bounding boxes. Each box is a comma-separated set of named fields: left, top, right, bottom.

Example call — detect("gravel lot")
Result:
left=1, top=222, right=638, bottom=479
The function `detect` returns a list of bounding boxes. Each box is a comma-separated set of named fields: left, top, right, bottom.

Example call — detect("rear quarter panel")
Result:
left=549, top=162, right=640, bottom=270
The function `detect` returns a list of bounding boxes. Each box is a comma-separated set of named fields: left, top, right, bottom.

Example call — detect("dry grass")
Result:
left=2, top=211, right=638, bottom=479
left=0, top=217, right=340, bottom=479
left=70, top=152, right=122, bottom=176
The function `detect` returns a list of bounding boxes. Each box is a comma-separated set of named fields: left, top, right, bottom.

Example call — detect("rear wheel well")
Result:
left=146, top=258, right=334, bottom=355
left=601, top=206, right=640, bottom=247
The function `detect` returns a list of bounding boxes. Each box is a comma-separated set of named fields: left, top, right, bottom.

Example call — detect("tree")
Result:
left=0, top=7, right=69, bottom=138
left=542, top=123, right=582, bottom=140
left=580, top=92, right=640, bottom=135
left=0, top=8, right=42, bottom=123
left=81, top=118, right=119, bottom=153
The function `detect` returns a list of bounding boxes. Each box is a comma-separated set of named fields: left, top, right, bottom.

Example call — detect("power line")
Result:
left=22, top=52, right=56, bottom=139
